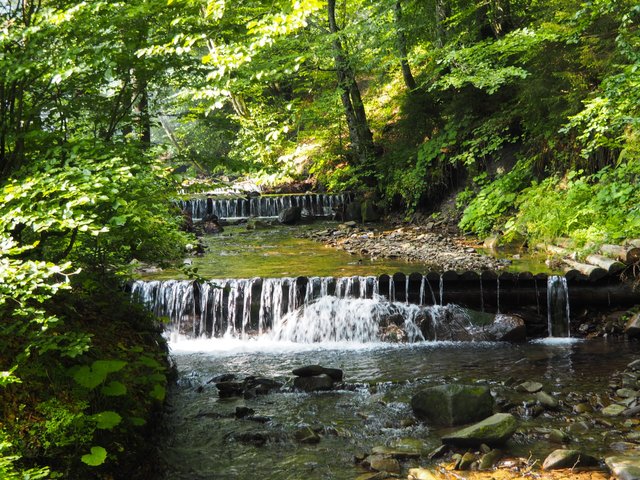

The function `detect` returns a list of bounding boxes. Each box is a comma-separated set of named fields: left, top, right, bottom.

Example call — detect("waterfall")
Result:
left=179, top=193, right=352, bottom=220
left=547, top=275, right=571, bottom=337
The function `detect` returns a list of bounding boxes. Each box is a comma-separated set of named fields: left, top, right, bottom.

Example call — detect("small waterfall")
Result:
left=479, top=276, right=484, bottom=313
left=547, top=275, right=571, bottom=337
left=439, top=274, right=444, bottom=305
left=180, top=193, right=352, bottom=220
left=496, top=277, right=501, bottom=314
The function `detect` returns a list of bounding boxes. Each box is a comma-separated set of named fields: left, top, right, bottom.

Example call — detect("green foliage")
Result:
left=81, top=446, right=107, bottom=467
left=0, top=440, right=50, bottom=480
left=459, top=159, right=534, bottom=237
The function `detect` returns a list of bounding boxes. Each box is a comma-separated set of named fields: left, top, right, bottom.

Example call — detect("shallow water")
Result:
left=159, top=337, right=639, bottom=480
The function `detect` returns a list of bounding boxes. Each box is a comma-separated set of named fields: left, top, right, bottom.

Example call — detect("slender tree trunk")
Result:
left=327, top=0, right=375, bottom=167
left=434, top=0, right=449, bottom=48
left=392, top=0, right=417, bottom=91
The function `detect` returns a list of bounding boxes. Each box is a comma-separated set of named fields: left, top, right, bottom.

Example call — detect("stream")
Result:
left=136, top=216, right=639, bottom=479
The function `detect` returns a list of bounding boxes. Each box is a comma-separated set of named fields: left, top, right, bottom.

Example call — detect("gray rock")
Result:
left=456, top=452, right=476, bottom=470
left=627, top=359, right=640, bottom=371
left=411, top=384, right=494, bottom=426
left=536, top=391, right=559, bottom=409
left=516, top=381, right=543, bottom=393
left=441, top=413, right=518, bottom=447
left=365, top=454, right=401, bottom=474
left=542, top=449, right=599, bottom=470
left=548, top=429, right=570, bottom=444
left=293, top=374, right=334, bottom=392
left=485, top=314, right=527, bottom=342
left=278, top=206, right=302, bottom=225
left=625, top=313, right=640, bottom=338
left=479, top=449, right=503, bottom=470
left=606, top=456, right=640, bottom=480
left=602, top=404, right=627, bottom=416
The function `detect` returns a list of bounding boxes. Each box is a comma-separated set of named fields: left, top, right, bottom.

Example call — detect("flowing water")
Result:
left=160, top=337, right=637, bottom=480
left=142, top=219, right=638, bottom=479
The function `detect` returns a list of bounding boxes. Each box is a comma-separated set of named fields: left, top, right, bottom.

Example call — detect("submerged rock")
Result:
left=441, top=413, right=518, bottom=447
left=364, top=454, right=401, bottom=474
left=624, top=313, right=640, bottom=338
left=542, top=449, right=599, bottom=470
left=515, top=381, right=543, bottom=393
left=411, top=384, right=494, bottom=426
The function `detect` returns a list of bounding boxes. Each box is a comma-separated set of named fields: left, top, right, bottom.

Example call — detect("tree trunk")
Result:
left=327, top=0, right=375, bottom=168
left=434, top=0, right=449, bottom=47
left=392, top=0, right=417, bottom=91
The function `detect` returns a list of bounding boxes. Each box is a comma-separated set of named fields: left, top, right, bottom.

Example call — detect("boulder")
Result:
left=485, top=314, right=526, bottom=342
left=625, top=313, right=640, bottom=338
left=536, top=391, right=559, bottom=409
left=293, top=374, right=334, bottom=392
left=292, top=365, right=343, bottom=381
left=606, top=456, right=640, bottom=480
left=441, top=413, right=518, bottom=447
left=246, top=218, right=272, bottom=230
left=515, top=381, right=543, bottom=393
left=365, top=454, right=401, bottom=474
left=411, top=384, right=494, bottom=426
left=542, top=449, right=598, bottom=470
left=344, top=201, right=362, bottom=222
left=278, top=206, right=302, bottom=225
left=361, top=200, right=380, bottom=223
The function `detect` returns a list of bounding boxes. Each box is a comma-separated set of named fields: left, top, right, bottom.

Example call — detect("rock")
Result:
left=294, top=426, right=321, bottom=444
left=344, top=201, right=362, bottom=222
left=617, top=388, right=639, bottom=398
left=215, top=381, right=245, bottom=398
left=606, top=456, right=640, bottom=480
left=602, top=404, right=627, bottom=416
left=293, top=374, right=334, bottom=392
left=542, top=449, right=599, bottom=470
left=441, top=413, right=518, bottom=447
left=548, top=429, right=570, bottom=444
left=627, top=359, right=640, bottom=371
left=479, top=449, right=503, bottom=470
left=411, top=384, right=494, bottom=426
left=625, top=313, right=640, bottom=338
left=408, top=468, right=438, bottom=480
left=235, top=406, right=255, bottom=419
left=246, top=218, right=272, bottom=230
left=234, top=431, right=271, bottom=446
left=361, top=200, right=380, bottom=223
left=365, top=454, right=400, bottom=474
left=278, top=206, right=302, bottom=225
left=292, top=365, right=343, bottom=381
left=573, top=402, right=593, bottom=414
left=536, top=391, right=559, bottom=409
left=371, top=445, right=421, bottom=459
left=485, top=314, right=527, bottom=342
left=515, top=381, right=543, bottom=393
left=457, top=452, right=476, bottom=470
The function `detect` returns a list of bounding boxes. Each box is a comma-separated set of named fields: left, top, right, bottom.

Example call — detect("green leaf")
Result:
left=129, top=416, right=147, bottom=426
left=150, top=384, right=166, bottom=401
left=92, top=359, right=127, bottom=375
left=72, top=365, right=105, bottom=389
left=91, top=411, right=122, bottom=429
left=101, top=380, right=127, bottom=396
left=81, top=446, right=107, bottom=466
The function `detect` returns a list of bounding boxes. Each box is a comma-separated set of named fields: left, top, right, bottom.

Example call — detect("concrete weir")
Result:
left=131, top=271, right=640, bottom=339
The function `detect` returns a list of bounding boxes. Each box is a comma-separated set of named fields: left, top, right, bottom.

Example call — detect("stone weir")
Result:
left=131, top=271, right=639, bottom=339
left=179, top=192, right=353, bottom=220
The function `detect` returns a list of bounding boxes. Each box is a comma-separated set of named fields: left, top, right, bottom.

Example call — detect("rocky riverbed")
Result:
left=299, top=222, right=508, bottom=272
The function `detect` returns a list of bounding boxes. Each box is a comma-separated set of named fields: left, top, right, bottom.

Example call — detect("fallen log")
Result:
left=563, top=259, right=608, bottom=281
left=585, top=254, right=625, bottom=274
left=600, top=244, right=640, bottom=264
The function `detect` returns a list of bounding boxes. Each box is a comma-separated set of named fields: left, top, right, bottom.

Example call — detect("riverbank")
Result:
left=299, top=221, right=513, bottom=273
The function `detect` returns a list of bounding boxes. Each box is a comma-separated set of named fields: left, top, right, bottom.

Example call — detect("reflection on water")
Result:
left=159, top=337, right=639, bottom=479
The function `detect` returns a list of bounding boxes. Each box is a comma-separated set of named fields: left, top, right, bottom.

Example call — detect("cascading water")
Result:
left=179, top=193, right=352, bottom=220
left=547, top=275, right=571, bottom=337
left=132, top=275, right=479, bottom=343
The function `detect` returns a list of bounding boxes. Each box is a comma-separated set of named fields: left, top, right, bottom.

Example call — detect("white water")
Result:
left=179, top=193, right=351, bottom=220
left=547, top=275, right=571, bottom=337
